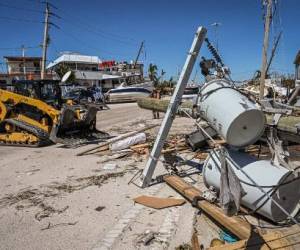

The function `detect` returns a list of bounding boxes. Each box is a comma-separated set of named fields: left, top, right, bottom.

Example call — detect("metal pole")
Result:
left=134, top=41, right=144, bottom=68
left=259, top=0, right=272, bottom=100
left=41, top=2, right=49, bottom=80
left=139, top=26, right=207, bottom=187
left=22, top=45, right=26, bottom=78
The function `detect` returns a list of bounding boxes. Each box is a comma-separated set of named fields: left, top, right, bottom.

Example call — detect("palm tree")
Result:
left=148, top=63, right=158, bottom=87
left=160, top=69, right=166, bottom=81
left=55, top=64, right=76, bottom=83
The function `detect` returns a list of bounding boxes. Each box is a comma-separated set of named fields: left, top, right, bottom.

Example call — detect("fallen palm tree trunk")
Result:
left=137, top=97, right=193, bottom=113
left=266, top=115, right=299, bottom=134
left=265, top=115, right=300, bottom=143
left=138, top=97, right=300, bottom=143
left=137, top=97, right=300, bottom=131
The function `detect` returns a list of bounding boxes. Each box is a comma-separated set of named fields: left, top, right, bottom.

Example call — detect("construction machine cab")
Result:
left=12, top=80, right=63, bottom=109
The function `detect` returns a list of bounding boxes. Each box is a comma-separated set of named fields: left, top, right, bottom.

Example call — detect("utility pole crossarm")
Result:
left=139, top=26, right=207, bottom=188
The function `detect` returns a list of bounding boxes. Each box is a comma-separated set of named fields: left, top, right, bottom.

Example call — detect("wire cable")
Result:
left=0, top=16, right=43, bottom=23
left=0, top=2, right=44, bottom=13
left=56, top=28, right=132, bottom=58
left=57, top=7, right=139, bottom=47
left=0, top=45, right=41, bottom=50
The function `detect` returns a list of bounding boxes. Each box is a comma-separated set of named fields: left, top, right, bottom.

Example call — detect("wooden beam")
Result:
left=163, top=175, right=251, bottom=240
left=208, top=231, right=293, bottom=250
left=191, top=231, right=201, bottom=250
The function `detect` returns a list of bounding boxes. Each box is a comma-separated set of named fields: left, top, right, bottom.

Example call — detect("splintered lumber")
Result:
left=137, top=97, right=193, bottom=113
left=208, top=231, right=295, bottom=250
left=130, top=143, right=149, bottom=149
left=76, top=124, right=158, bottom=156
left=163, top=175, right=251, bottom=240
left=191, top=231, right=201, bottom=250
left=133, top=195, right=186, bottom=209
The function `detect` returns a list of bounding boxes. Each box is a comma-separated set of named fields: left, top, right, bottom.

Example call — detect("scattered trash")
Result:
left=110, top=132, right=147, bottom=151
left=175, top=243, right=193, bottom=250
left=103, top=163, right=118, bottom=170
left=0, top=172, right=128, bottom=213
left=41, top=221, right=78, bottom=231
left=219, top=230, right=238, bottom=243
left=136, top=229, right=156, bottom=246
left=133, top=195, right=186, bottom=209
left=77, top=124, right=157, bottom=156
left=95, top=206, right=105, bottom=212
left=35, top=204, right=69, bottom=221
left=186, top=127, right=217, bottom=151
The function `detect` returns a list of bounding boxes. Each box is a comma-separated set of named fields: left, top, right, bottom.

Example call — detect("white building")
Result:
left=47, top=52, right=123, bottom=91
left=47, top=52, right=145, bottom=92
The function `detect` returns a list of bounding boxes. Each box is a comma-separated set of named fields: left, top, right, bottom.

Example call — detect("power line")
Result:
left=0, top=45, right=41, bottom=50
left=0, top=1, right=137, bottom=59
left=57, top=7, right=139, bottom=46
left=56, top=28, right=133, bottom=58
left=0, top=16, right=43, bottom=23
left=60, top=16, right=138, bottom=47
left=0, top=2, right=44, bottom=13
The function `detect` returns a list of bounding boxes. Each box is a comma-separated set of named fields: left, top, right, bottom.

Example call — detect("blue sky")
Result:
left=0, top=0, right=299, bottom=81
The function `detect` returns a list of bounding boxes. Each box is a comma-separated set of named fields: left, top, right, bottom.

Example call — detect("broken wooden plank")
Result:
left=130, top=143, right=150, bottom=149
left=133, top=195, right=186, bottom=209
left=191, top=231, right=201, bottom=250
left=77, top=124, right=158, bottom=156
left=163, top=175, right=251, bottom=240
left=208, top=231, right=294, bottom=250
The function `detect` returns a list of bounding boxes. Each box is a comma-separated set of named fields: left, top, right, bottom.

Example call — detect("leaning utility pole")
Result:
left=259, top=0, right=272, bottom=100
left=139, top=26, right=207, bottom=188
left=41, top=2, right=49, bottom=80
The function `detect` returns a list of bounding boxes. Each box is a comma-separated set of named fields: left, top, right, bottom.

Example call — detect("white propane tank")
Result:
left=203, top=149, right=300, bottom=222
left=198, top=79, right=265, bottom=147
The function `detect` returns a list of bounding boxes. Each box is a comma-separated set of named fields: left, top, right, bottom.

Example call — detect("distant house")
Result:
left=47, top=52, right=123, bottom=91
left=47, top=53, right=101, bottom=72
left=294, top=50, right=300, bottom=85
left=5, top=56, right=41, bottom=75
left=99, top=60, right=144, bottom=84
left=0, top=56, right=53, bottom=86
left=47, top=52, right=145, bottom=92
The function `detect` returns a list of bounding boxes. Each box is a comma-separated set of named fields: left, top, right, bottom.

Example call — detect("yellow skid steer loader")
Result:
left=0, top=80, right=108, bottom=147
